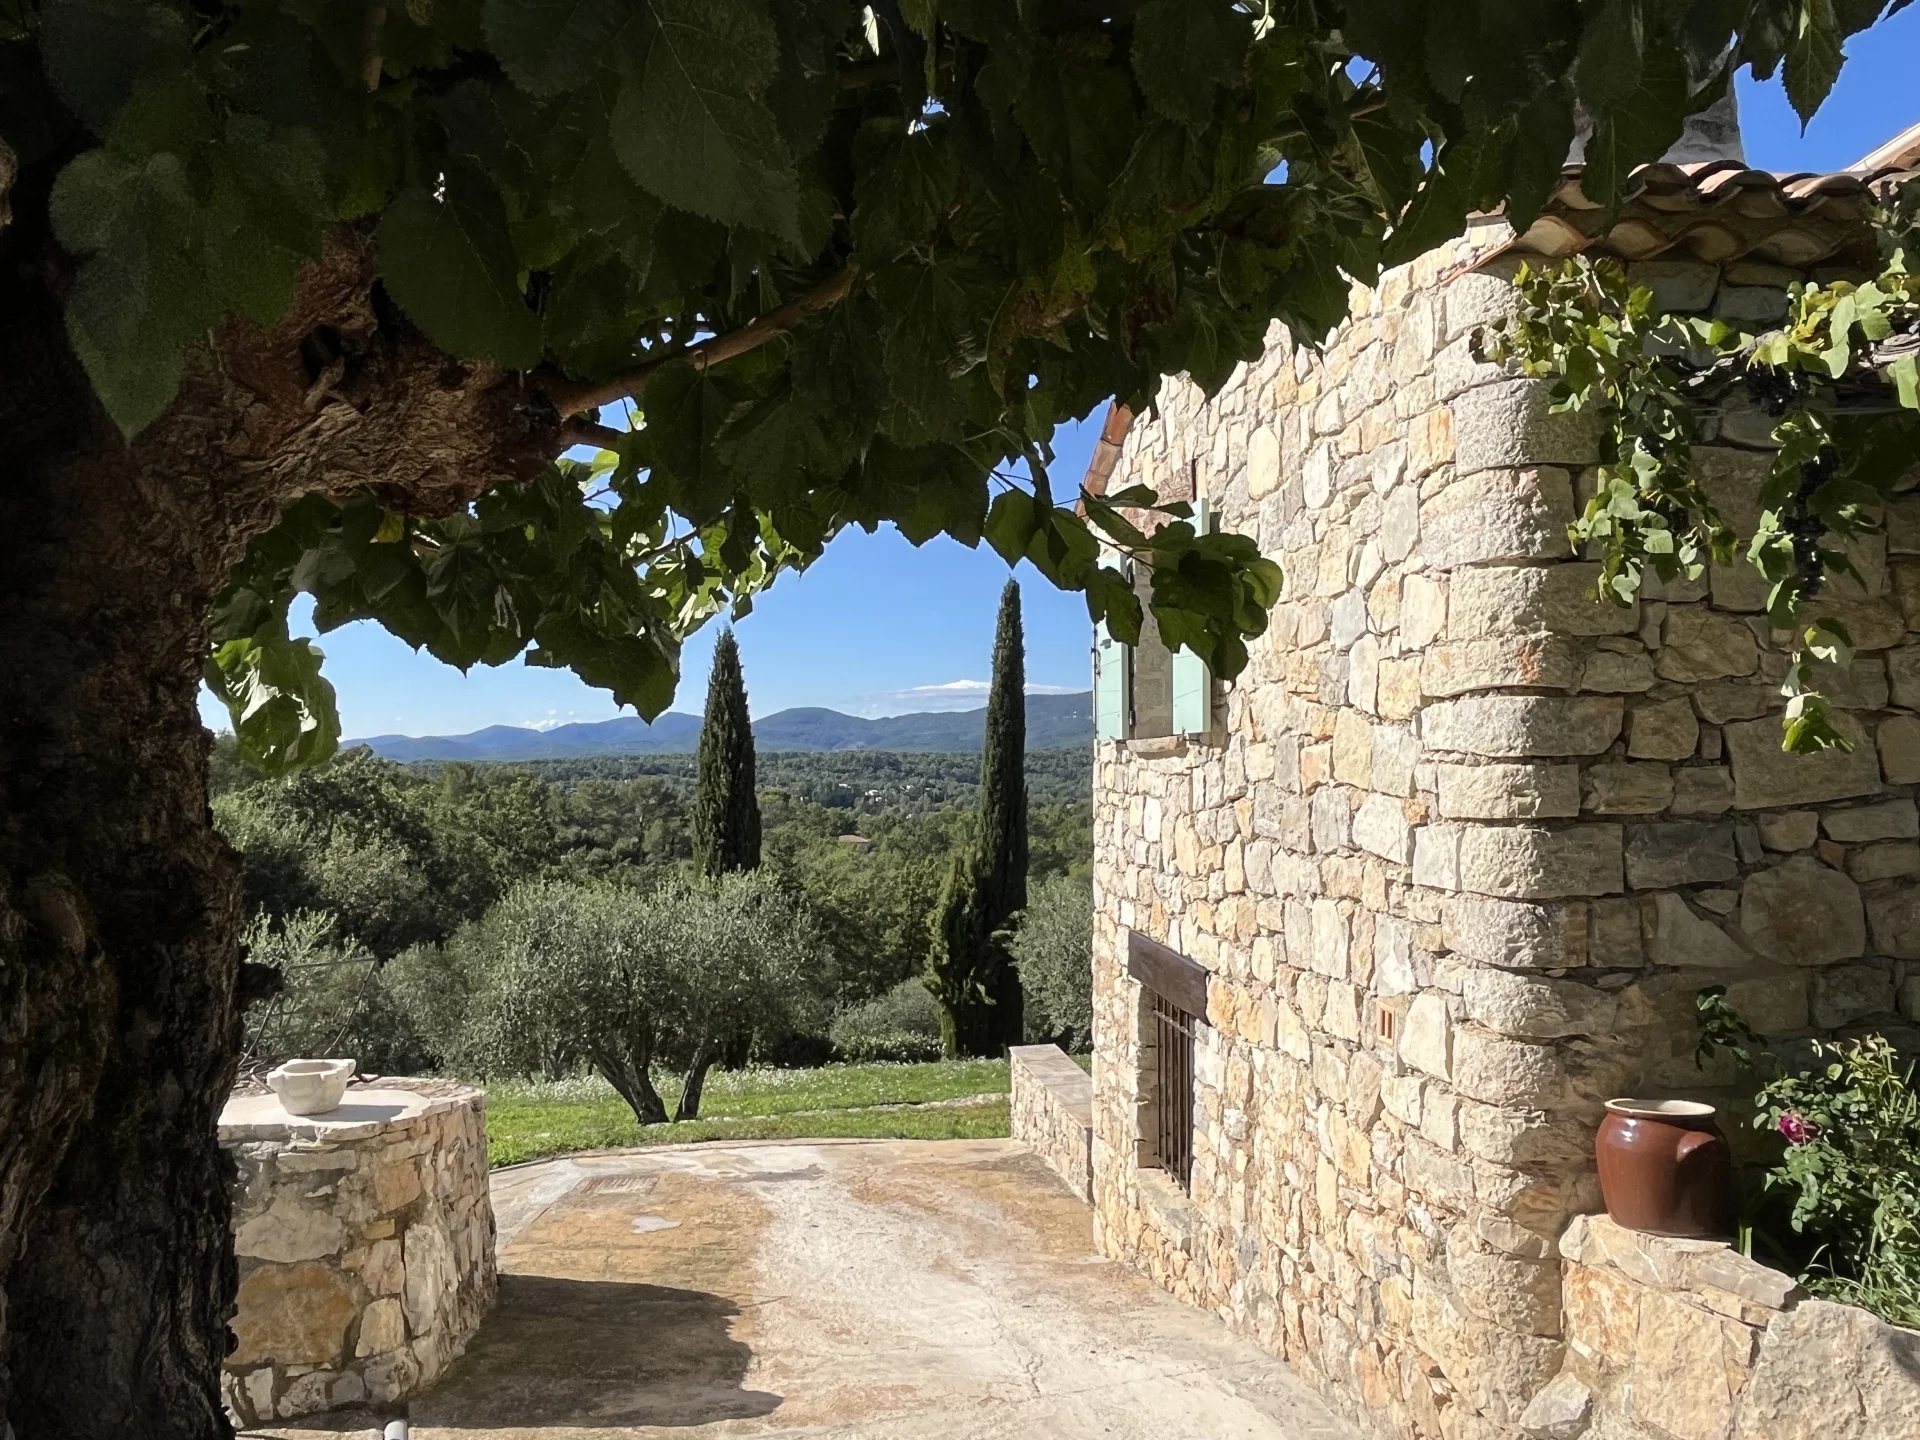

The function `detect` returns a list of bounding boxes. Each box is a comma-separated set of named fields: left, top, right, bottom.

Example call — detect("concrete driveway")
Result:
left=255, top=1138, right=1356, bottom=1439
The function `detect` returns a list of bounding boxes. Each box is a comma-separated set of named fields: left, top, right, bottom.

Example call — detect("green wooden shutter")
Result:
left=1094, top=617, right=1130, bottom=741
left=1171, top=499, right=1213, bottom=736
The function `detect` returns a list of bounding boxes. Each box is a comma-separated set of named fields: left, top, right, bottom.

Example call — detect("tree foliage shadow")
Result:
left=261, top=1273, right=781, bottom=1433
left=424, top=1273, right=782, bottom=1430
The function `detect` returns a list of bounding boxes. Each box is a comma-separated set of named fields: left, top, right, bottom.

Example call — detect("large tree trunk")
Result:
left=0, top=279, right=265, bottom=1440
left=0, top=219, right=559, bottom=1438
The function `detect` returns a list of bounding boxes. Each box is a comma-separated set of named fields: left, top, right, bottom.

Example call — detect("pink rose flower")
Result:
left=1777, top=1111, right=1818, bottom=1146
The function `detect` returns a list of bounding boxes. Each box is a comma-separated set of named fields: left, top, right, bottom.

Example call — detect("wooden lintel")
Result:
left=1125, top=930, right=1210, bottom=1018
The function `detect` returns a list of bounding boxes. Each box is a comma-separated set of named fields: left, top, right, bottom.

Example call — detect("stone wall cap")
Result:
left=218, top=1078, right=483, bottom=1145
left=1010, top=1045, right=1094, bottom=1124
left=1567, top=1213, right=1803, bottom=1312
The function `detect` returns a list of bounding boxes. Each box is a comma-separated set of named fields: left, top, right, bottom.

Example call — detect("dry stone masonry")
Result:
left=1089, top=221, right=1920, bottom=1439
left=219, top=1079, right=495, bottom=1425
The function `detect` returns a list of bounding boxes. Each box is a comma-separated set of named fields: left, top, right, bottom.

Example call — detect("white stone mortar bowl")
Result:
left=266, top=1058, right=356, bottom=1115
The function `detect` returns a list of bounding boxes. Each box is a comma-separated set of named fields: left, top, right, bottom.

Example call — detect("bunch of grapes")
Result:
left=1743, top=366, right=1797, bottom=418
left=1784, top=449, right=1838, bottom=599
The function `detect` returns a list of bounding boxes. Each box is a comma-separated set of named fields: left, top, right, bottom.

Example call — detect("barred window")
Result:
left=1127, top=930, right=1208, bottom=1195
left=1148, top=989, right=1196, bottom=1191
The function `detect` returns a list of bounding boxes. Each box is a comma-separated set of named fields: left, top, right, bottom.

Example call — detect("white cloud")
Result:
left=521, top=709, right=579, bottom=732
left=847, top=678, right=1084, bottom=718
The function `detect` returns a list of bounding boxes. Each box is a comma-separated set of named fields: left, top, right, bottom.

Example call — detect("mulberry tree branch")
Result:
left=545, top=267, right=857, bottom=419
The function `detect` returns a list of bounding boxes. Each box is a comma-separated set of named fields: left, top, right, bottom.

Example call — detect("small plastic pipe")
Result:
left=383, top=1420, right=410, bottom=1440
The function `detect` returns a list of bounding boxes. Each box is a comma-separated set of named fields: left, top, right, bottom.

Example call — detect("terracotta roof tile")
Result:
left=1478, top=158, right=1918, bottom=274
left=1077, top=401, right=1135, bottom=502
left=1082, top=145, right=1919, bottom=498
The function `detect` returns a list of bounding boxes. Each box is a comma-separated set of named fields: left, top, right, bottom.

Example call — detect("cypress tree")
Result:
left=927, top=580, right=1028, bottom=1056
left=692, top=629, right=761, bottom=877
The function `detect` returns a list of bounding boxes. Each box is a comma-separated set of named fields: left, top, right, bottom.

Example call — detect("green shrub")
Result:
left=215, top=751, right=461, bottom=958
left=446, top=882, right=597, bottom=1084
left=1695, top=989, right=1920, bottom=1329
left=831, top=980, right=945, bottom=1063
left=1755, top=1034, right=1920, bottom=1328
left=241, top=911, right=384, bottom=1065
left=1012, top=873, right=1093, bottom=1051
left=374, top=941, right=478, bottom=1074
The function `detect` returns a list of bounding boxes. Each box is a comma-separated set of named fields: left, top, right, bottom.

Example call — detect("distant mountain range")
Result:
left=349, top=691, right=1094, bottom=763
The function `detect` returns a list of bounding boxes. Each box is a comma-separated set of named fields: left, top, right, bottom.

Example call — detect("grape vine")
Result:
left=1481, top=179, right=1920, bottom=753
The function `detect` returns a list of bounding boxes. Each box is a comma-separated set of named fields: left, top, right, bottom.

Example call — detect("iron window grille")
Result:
left=1126, top=930, right=1208, bottom=1196
left=1149, top=989, right=1196, bottom=1192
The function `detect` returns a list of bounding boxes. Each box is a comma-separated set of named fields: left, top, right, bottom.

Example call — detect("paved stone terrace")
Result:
left=244, top=1138, right=1359, bottom=1439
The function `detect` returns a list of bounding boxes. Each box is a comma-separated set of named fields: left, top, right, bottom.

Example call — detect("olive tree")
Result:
left=648, top=872, right=824, bottom=1120
left=460, top=873, right=822, bottom=1123
left=0, top=0, right=1894, bottom=1432
left=456, top=880, right=630, bottom=1100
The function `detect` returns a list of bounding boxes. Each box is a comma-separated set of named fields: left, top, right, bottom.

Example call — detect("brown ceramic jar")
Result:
left=1595, top=1098, right=1732, bottom=1238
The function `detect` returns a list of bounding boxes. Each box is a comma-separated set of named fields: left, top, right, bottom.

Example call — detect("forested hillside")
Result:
left=349, top=691, right=1096, bottom=762
left=211, top=741, right=1093, bottom=1082
left=481, top=748, right=1090, bottom=813
left=214, top=740, right=1093, bottom=813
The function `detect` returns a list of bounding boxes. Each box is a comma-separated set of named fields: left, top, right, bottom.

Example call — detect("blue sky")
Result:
left=202, top=21, right=1920, bottom=740
left=245, top=423, right=1106, bottom=740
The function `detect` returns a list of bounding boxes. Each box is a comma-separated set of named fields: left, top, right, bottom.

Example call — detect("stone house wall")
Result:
left=1010, top=1044, right=1095, bottom=1202
left=1090, top=226, right=1920, bottom=1439
left=220, top=1079, right=496, bottom=1425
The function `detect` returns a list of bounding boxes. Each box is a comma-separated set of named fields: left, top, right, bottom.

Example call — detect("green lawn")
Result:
left=481, top=1059, right=1013, bottom=1168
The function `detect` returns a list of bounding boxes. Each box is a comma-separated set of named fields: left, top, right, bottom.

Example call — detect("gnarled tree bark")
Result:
left=0, top=223, right=558, bottom=1439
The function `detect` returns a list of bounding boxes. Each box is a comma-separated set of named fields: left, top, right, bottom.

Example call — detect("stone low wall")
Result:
left=1524, top=1213, right=1920, bottom=1440
left=220, top=1078, right=496, bottom=1425
left=1011, top=1045, right=1094, bottom=1203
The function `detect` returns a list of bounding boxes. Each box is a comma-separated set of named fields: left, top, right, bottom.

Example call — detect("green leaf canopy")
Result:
left=4, top=0, right=1900, bottom=771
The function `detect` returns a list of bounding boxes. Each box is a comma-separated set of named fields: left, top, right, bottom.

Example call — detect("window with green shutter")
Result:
left=1093, top=617, right=1129, bottom=740
left=1094, top=501, right=1217, bottom=744
left=1169, top=499, right=1215, bottom=737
